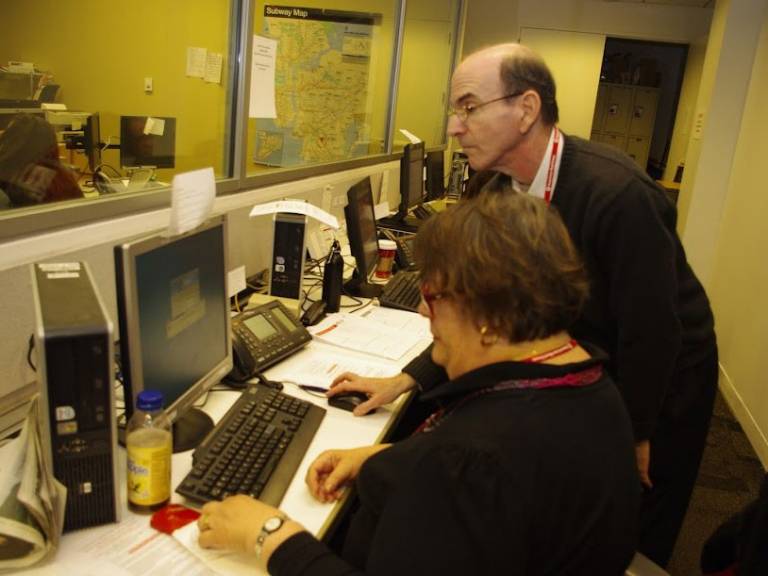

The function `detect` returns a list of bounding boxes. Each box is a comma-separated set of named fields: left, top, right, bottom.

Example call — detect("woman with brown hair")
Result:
left=197, top=192, right=640, bottom=575
left=0, top=113, right=83, bottom=207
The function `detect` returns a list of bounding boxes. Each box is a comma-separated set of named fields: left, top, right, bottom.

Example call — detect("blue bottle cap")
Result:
left=136, top=390, right=163, bottom=411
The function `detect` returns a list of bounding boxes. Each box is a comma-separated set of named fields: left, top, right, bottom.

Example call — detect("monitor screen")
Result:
left=398, top=141, right=425, bottom=216
left=120, top=115, right=176, bottom=169
left=114, top=217, right=231, bottom=451
left=344, top=177, right=381, bottom=297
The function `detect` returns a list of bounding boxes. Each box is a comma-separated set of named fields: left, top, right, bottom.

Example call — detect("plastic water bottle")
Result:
left=126, top=390, right=172, bottom=513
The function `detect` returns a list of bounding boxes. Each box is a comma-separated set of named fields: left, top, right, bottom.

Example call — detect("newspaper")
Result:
left=0, top=395, right=66, bottom=572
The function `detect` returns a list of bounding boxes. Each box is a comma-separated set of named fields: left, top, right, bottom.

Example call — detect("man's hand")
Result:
left=635, top=440, right=653, bottom=489
left=305, top=445, right=390, bottom=502
left=327, top=372, right=417, bottom=416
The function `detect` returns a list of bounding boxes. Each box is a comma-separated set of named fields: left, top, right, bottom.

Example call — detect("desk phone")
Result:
left=229, top=299, right=311, bottom=382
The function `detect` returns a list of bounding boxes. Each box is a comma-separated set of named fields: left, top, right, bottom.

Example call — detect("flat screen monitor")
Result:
left=120, top=115, right=176, bottom=169
left=425, top=148, right=445, bottom=201
left=398, top=141, right=425, bottom=217
left=84, top=113, right=101, bottom=172
left=343, top=177, right=382, bottom=298
left=114, top=216, right=232, bottom=452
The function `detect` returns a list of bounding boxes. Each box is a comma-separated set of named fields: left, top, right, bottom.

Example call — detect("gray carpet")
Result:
left=667, top=392, right=765, bottom=575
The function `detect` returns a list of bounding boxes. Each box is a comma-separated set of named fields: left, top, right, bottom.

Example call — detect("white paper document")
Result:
left=267, top=347, right=400, bottom=390
left=309, top=313, right=426, bottom=361
left=399, top=129, right=422, bottom=144
left=186, top=47, right=207, bottom=78
left=173, top=522, right=260, bottom=576
left=42, top=514, right=211, bottom=576
left=204, top=52, right=223, bottom=84
left=143, top=117, right=165, bottom=136
left=249, top=35, right=277, bottom=118
left=358, top=305, right=432, bottom=339
left=167, top=167, right=216, bottom=237
left=249, top=199, right=340, bottom=229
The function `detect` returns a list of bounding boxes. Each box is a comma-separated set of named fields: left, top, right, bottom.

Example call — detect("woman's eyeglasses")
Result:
left=419, top=285, right=449, bottom=316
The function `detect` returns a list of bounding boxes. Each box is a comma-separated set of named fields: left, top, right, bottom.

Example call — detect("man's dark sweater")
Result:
left=404, top=135, right=716, bottom=442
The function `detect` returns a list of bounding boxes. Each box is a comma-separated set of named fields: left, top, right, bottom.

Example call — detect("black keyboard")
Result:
left=412, top=203, right=437, bottom=221
left=176, top=385, right=325, bottom=506
left=379, top=270, right=421, bottom=313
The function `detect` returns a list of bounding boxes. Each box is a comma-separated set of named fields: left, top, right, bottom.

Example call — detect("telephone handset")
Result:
left=446, top=152, right=468, bottom=203
left=228, top=299, right=312, bottom=383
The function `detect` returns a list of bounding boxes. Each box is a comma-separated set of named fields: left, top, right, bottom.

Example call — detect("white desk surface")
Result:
left=18, top=308, right=431, bottom=576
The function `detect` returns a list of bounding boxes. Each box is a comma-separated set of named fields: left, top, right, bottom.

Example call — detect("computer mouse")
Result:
left=328, top=391, right=375, bottom=414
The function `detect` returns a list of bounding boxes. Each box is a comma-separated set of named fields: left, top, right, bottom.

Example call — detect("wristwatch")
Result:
left=253, top=514, right=286, bottom=559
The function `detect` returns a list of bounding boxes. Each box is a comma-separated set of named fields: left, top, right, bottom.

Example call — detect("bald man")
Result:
left=330, top=44, right=718, bottom=567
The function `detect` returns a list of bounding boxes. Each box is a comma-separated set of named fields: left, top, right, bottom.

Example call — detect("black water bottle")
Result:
left=322, top=240, right=343, bottom=312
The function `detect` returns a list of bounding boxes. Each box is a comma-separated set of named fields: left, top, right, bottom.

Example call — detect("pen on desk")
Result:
left=298, top=384, right=329, bottom=394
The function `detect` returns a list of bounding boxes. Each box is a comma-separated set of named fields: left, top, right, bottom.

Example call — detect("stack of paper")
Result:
left=0, top=396, right=66, bottom=572
left=309, top=311, right=428, bottom=361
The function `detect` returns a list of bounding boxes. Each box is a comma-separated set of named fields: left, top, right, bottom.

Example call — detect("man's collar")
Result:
left=512, top=127, right=564, bottom=200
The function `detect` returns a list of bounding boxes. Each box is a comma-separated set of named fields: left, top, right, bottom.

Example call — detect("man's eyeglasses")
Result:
left=420, top=285, right=449, bottom=316
left=448, top=90, right=525, bottom=123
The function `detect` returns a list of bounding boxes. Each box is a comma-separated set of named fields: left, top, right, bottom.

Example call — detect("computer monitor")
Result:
left=83, top=113, right=101, bottom=172
left=48, top=110, right=100, bottom=170
left=377, top=141, right=426, bottom=233
left=343, top=177, right=382, bottom=298
left=425, top=148, right=445, bottom=201
left=114, top=216, right=232, bottom=452
left=120, top=115, right=176, bottom=169
left=397, top=141, right=425, bottom=218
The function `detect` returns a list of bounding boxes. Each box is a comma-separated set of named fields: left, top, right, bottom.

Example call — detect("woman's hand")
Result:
left=327, top=372, right=416, bottom=416
left=198, top=495, right=304, bottom=561
left=306, top=445, right=390, bottom=502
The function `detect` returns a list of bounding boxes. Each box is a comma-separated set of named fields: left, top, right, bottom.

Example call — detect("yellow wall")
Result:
left=394, top=0, right=459, bottom=147
left=675, top=0, right=729, bottom=234
left=519, top=27, right=605, bottom=139
left=0, top=0, right=232, bottom=179
left=662, top=39, right=707, bottom=184
left=700, top=3, right=768, bottom=465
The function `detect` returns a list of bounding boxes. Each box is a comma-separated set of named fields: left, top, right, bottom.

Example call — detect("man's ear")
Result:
left=518, top=90, right=542, bottom=134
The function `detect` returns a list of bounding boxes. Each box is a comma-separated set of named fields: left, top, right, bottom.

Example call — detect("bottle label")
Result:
left=127, top=432, right=172, bottom=506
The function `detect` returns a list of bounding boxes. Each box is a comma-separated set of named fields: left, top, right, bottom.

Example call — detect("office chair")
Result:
left=625, top=552, right=669, bottom=576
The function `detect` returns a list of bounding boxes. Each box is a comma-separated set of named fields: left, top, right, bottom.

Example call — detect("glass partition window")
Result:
left=0, top=0, right=463, bottom=237
left=0, top=0, right=235, bottom=211
left=246, top=1, right=399, bottom=176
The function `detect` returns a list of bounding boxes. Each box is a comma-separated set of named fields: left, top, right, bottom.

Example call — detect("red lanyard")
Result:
left=543, top=128, right=560, bottom=204
left=521, top=338, right=577, bottom=363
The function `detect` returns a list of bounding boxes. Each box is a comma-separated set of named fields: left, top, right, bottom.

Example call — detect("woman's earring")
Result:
left=480, top=325, right=499, bottom=347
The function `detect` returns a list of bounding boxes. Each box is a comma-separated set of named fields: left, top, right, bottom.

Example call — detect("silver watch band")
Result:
left=253, top=514, right=287, bottom=559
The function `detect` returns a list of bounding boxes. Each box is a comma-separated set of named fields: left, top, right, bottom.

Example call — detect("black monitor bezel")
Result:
left=344, top=177, right=381, bottom=294
left=425, top=149, right=445, bottom=201
left=397, top=141, right=425, bottom=217
left=114, top=216, right=232, bottom=429
left=83, top=113, right=101, bottom=172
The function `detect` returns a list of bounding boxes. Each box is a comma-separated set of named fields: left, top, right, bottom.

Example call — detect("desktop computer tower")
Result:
left=31, top=262, right=120, bottom=532
left=269, top=212, right=307, bottom=301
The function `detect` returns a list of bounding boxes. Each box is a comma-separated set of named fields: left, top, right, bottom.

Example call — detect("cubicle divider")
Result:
left=0, top=159, right=401, bottom=427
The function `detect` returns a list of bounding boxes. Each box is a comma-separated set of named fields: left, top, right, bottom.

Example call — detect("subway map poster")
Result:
left=254, top=6, right=377, bottom=166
